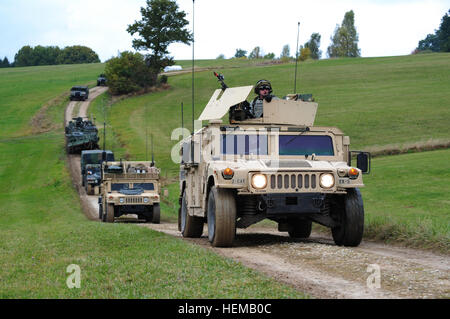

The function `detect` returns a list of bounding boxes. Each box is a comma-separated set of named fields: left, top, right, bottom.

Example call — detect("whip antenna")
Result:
left=191, top=0, right=195, bottom=164
left=294, top=21, right=300, bottom=93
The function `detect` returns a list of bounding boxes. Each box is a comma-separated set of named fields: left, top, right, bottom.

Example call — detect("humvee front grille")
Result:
left=125, top=197, right=143, bottom=204
left=269, top=173, right=318, bottom=190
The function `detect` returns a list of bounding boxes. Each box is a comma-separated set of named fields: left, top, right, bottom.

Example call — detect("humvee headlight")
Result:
left=143, top=197, right=149, bottom=203
left=119, top=197, right=125, bottom=203
left=320, top=173, right=335, bottom=189
left=251, top=174, right=267, bottom=189
left=348, top=168, right=359, bottom=179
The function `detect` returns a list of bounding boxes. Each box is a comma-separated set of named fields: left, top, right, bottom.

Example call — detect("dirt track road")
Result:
left=66, top=86, right=108, bottom=221
left=65, top=86, right=449, bottom=299
left=141, top=222, right=449, bottom=299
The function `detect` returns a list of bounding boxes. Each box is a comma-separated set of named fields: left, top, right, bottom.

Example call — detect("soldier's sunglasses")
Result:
left=260, top=87, right=270, bottom=91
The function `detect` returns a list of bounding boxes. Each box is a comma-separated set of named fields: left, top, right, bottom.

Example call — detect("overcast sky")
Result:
left=0, top=0, right=449, bottom=62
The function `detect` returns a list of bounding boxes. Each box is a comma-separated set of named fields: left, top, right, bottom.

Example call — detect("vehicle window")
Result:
left=133, top=183, right=154, bottom=190
left=111, top=183, right=129, bottom=191
left=221, top=134, right=268, bottom=155
left=279, top=135, right=334, bottom=156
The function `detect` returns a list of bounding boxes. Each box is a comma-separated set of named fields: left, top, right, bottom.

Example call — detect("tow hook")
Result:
left=257, top=199, right=268, bottom=212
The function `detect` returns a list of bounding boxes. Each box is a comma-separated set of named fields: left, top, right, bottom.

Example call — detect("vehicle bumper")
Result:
left=260, top=193, right=326, bottom=215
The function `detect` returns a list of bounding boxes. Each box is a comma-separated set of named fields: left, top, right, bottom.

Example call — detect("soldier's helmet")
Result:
left=254, top=79, right=273, bottom=95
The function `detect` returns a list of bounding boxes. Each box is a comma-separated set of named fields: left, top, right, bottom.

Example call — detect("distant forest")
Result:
left=0, top=45, right=100, bottom=68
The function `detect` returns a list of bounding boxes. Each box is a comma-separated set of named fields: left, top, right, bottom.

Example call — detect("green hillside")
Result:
left=0, top=63, right=105, bottom=139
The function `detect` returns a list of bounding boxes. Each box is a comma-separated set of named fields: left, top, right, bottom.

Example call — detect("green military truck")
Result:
left=81, top=150, right=114, bottom=195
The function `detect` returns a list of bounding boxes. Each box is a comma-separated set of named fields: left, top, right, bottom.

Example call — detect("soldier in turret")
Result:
left=249, top=79, right=279, bottom=118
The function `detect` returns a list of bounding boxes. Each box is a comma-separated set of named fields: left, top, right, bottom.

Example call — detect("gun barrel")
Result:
left=213, top=71, right=228, bottom=90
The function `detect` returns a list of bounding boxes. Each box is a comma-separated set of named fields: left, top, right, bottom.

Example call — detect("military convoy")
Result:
left=98, top=161, right=161, bottom=223
left=65, top=117, right=100, bottom=154
left=178, top=82, right=371, bottom=247
left=63, top=71, right=372, bottom=248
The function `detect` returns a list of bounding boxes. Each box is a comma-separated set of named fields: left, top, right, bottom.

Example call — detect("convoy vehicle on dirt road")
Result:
left=97, top=74, right=107, bottom=86
left=99, top=161, right=161, bottom=223
left=70, top=86, right=90, bottom=101
left=81, top=150, right=115, bottom=195
left=178, top=84, right=371, bottom=247
left=65, top=117, right=99, bottom=154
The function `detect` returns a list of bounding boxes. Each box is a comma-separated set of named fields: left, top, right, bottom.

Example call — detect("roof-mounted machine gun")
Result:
left=212, top=72, right=251, bottom=123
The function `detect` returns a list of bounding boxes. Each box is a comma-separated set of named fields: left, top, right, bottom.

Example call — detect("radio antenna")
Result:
left=181, top=102, right=184, bottom=137
left=294, top=21, right=300, bottom=93
left=191, top=0, right=195, bottom=164
left=151, top=134, right=154, bottom=167
left=145, top=103, right=148, bottom=161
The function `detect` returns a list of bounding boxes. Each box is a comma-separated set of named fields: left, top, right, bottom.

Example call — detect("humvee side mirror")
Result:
left=349, top=151, right=371, bottom=174
left=163, top=189, right=169, bottom=197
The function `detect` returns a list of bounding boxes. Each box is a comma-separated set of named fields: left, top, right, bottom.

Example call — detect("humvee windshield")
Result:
left=133, top=183, right=155, bottom=190
left=221, top=134, right=268, bottom=155
left=279, top=135, right=334, bottom=156
left=111, top=183, right=154, bottom=191
left=111, top=183, right=128, bottom=191
left=82, top=152, right=114, bottom=165
left=71, top=86, right=88, bottom=92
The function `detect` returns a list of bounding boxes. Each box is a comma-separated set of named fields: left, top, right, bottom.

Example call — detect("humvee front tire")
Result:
left=180, top=191, right=203, bottom=237
left=145, top=204, right=160, bottom=224
left=331, top=188, right=364, bottom=247
left=106, top=204, right=115, bottom=223
left=288, top=219, right=312, bottom=239
left=207, top=187, right=236, bottom=247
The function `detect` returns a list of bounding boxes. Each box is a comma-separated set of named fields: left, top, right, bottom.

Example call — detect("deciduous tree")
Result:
left=127, top=0, right=192, bottom=83
left=234, top=48, right=247, bottom=58
left=249, top=46, right=262, bottom=59
left=105, top=51, right=154, bottom=95
left=327, top=10, right=361, bottom=58
left=304, top=33, right=322, bottom=59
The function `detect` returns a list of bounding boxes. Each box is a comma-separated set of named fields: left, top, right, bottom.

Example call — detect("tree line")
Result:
left=231, top=10, right=360, bottom=61
left=415, top=9, right=450, bottom=53
left=0, top=45, right=100, bottom=68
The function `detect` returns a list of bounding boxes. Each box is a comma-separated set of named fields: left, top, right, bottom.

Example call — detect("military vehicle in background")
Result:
left=97, top=74, right=107, bottom=86
left=70, top=86, right=90, bottom=101
left=65, top=117, right=99, bottom=154
left=99, top=161, right=161, bottom=223
left=178, top=81, right=371, bottom=247
left=81, top=150, right=115, bottom=195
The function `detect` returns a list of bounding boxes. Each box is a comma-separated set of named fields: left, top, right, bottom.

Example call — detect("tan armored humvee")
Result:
left=99, top=161, right=161, bottom=223
left=178, top=85, right=371, bottom=247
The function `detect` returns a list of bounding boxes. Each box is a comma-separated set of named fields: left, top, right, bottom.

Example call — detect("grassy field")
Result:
left=91, top=53, right=450, bottom=251
left=361, top=149, right=450, bottom=251
left=0, top=64, right=305, bottom=298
